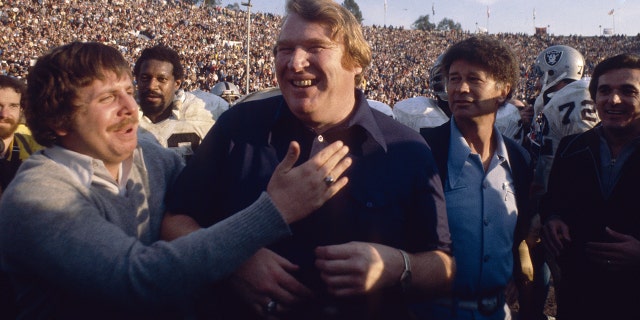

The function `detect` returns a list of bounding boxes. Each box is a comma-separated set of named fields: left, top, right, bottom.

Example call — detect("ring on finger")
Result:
left=324, top=175, right=335, bottom=186
left=266, top=300, right=278, bottom=314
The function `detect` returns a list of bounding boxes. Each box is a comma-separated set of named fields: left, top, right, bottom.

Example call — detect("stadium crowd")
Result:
left=0, top=0, right=639, bottom=106
left=2, top=1, right=640, bottom=319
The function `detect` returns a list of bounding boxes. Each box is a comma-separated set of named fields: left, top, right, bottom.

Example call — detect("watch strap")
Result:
left=399, top=249, right=412, bottom=291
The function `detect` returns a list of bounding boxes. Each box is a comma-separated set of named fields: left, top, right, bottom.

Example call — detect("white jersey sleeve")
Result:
left=529, top=79, right=600, bottom=194
left=367, top=99, right=395, bottom=118
left=393, top=97, right=449, bottom=132
left=191, top=89, right=230, bottom=120
left=495, top=102, right=525, bottom=145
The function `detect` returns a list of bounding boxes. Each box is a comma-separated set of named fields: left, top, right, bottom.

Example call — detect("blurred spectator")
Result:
left=211, top=80, right=242, bottom=105
left=0, top=74, right=40, bottom=319
left=0, top=75, right=40, bottom=196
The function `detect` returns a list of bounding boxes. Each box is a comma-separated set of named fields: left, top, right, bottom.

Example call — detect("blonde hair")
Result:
left=278, top=0, right=371, bottom=84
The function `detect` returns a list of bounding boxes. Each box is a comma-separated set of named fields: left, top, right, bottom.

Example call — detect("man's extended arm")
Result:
left=162, top=140, right=352, bottom=240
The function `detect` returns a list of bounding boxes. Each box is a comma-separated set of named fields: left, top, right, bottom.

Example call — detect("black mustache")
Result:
left=140, top=91, right=163, bottom=99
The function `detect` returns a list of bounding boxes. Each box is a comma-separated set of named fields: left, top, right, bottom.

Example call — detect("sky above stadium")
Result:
left=220, top=0, right=639, bottom=36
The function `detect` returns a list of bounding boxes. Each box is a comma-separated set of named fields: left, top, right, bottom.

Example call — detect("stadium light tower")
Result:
left=241, top=0, right=252, bottom=95
left=612, top=12, right=616, bottom=34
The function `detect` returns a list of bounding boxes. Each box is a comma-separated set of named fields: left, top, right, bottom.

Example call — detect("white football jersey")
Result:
left=528, top=79, right=599, bottom=193
left=393, top=96, right=449, bottom=132
left=191, top=89, right=230, bottom=120
left=235, top=87, right=282, bottom=104
left=138, top=90, right=229, bottom=161
left=367, top=99, right=395, bottom=118
left=495, top=102, right=525, bottom=145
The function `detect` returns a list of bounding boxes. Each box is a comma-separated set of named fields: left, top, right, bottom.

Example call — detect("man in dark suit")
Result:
left=541, top=53, right=640, bottom=320
left=162, top=1, right=454, bottom=319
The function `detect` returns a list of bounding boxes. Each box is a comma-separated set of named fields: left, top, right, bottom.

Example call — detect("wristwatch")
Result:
left=399, top=249, right=412, bottom=291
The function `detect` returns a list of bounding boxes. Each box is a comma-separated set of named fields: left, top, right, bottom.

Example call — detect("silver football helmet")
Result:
left=211, top=81, right=241, bottom=104
left=429, top=53, right=448, bottom=101
left=534, top=45, right=585, bottom=92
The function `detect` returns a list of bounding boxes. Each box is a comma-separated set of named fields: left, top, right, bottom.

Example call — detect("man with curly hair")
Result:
left=421, top=36, right=534, bottom=320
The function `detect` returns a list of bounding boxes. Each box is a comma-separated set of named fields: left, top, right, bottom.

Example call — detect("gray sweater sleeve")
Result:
left=0, top=152, right=291, bottom=310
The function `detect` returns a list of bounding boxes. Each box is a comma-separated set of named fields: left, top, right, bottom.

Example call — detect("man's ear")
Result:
left=498, top=84, right=511, bottom=105
left=54, top=128, right=68, bottom=137
left=53, top=122, right=70, bottom=137
left=354, top=65, right=363, bottom=75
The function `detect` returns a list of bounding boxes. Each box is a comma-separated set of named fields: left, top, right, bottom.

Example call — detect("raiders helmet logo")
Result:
left=544, top=50, right=563, bottom=66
